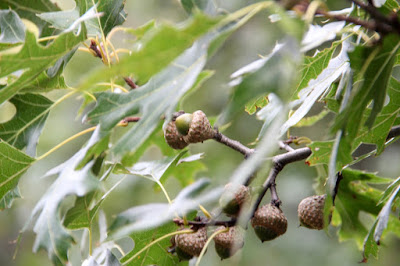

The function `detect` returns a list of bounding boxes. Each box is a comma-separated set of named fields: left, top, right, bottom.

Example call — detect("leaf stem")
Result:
left=121, top=229, right=194, bottom=265
left=195, top=227, right=228, bottom=266
left=36, top=126, right=97, bottom=161
left=88, top=226, right=93, bottom=256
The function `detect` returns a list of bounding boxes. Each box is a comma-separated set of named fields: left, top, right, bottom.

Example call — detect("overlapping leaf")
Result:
left=333, top=169, right=396, bottom=249
left=86, top=7, right=267, bottom=165
left=0, top=10, right=25, bottom=51
left=220, top=41, right=302, bottom=125
left=0, top=28, right=86, bottom=104
left=26, top=128, right=102, bottom=265
left=120, top=222, right=185, bottom=266
left=108, top=178, right=222, bottom=239
left=363, top=176, right=400, bottom=260
left=0, top=141, right=34, bottom=208
left=332, top=35, right=400, bottom=165
left=0, top=94, right=53, bottom=156
left=38, top=0, right=126, bottom=37
left=281, top=41, right=350, bottom=134
left=0, top=0, right=60, bottom=37
left=80, top=13, right=219, bottom=91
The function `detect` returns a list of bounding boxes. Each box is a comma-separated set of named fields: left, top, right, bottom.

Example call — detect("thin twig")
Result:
left=213, top=130, right=255, bottom=157
left=121, top=116, right=141, bottom=123
left=253, top=147, right=312, bottom=211
left=173, top=218, right=236, bottom=227
left=123, top=77, right=138, bottom=89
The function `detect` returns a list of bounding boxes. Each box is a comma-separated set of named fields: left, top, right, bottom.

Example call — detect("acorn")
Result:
left=298, top=194, right=326, bottom=230
left=175, top=113, right=193, bottom=135
left=251, top=204, right=287, bottom=242
left=214, top=226, right=244, bottom=260
left=175, top=227, right=208, bottom=260
left=164, top=120, right=188, bottom=150
left=219, top=183, right=250, bottom=217
left=183, top=110, right=214, bottom=144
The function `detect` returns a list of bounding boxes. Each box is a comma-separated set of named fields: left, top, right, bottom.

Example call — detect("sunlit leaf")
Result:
left=245, top=94, right=269, bottom=115
left=0, top=94, right=53, bottom=156
left=281, top=41, right=350, bottom=134
left=108, top=179, right=222, bottom=239
left=220, top=41, right=301, bottom=125
left=39, top=0, right=126, bottom=37
left=301, top=22, right=346, bottom=52
left=181, top=0, right=218, bottom=16
left=25, top=128, right=102, bottom=264
left=79, top=13, right=219, bottom=90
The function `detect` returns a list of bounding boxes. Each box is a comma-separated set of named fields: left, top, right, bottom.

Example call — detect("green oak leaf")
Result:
left=121, top=222, right=186, bottom=266
left=0, top=28, right=86, bottom=104
left=0, top=94, right=53, bottom=156
left=293, top=41, right=340, bottom=99
left=0, top=141, right=34, bottom=209
left=333, top=35, right=400, bottom=149
left=334, top=169, right=393, bottom=249
left=79, top=12, right=219, bottom=91
left=25, top=128, right=102, bottom=264
left=0, top=186, right=21, bottom=210
left=354, top=77, right=400, bottom=155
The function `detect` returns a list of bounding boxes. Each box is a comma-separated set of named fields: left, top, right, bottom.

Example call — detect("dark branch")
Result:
left=121, top=116, right=141, bottom=123
left=123, top=77, right=139, bottom=89
left=90, top=40, right=102, bottom=58
left=213, top=130, right=255, bottom=157
left=253, top=147, right=312, bottom=211
left=350, top=0, right=394, bottom=25
left=173, top=218, right=236, bottom=227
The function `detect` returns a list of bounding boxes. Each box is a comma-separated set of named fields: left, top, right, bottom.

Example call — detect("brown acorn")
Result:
left=251, top=204, right=287, bottom=242
left=219, top=183, right=250, bottom=217
left=164, top=120, right=188, bottom=150
left=175, top=227, right=208, bottom=260
left=298, top=194, right=326, bottom=230
left=214, top=226, right=244, bottom=260
left=184, top=110, right=214, bottom=144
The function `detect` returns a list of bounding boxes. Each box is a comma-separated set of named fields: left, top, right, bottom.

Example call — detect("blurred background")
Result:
left=1, top=0, right=400, bottom=265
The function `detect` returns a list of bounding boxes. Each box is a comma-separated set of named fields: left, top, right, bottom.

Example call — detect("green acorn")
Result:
left=175, top=113, right=193, bottom=136
left=164, top=120, right=188, bottom=150
left=175, top=227, right=208, bottom=260
left=298, top=194, right=326, bottom=230
left=184, top=110, right=214, bottom=144
left=214, top=226, right=244, bottom=260
left=220, top=183, right=250, bottom=217
left=251, top=204, right=287, bottom=242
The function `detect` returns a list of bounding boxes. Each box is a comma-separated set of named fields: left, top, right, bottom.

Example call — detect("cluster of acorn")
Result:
left=164, top=111, right=328, bottom=260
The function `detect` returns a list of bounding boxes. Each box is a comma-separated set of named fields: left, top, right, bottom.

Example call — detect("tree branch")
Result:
left=213, top=130, right=255, bottom=157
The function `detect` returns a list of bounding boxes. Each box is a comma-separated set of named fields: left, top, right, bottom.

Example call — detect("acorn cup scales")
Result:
left=251, top=203, right=288, bottom=242
left=174, top=227, right=208, bottom=260
left=298, top=194, right=326, bottom=230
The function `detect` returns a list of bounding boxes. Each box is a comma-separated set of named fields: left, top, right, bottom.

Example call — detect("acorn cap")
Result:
left=164, top=120, right=188, bottom=149
left=175, top=227, right=208, bottom=258
left=214, top=226, right=244, bottom=260
left=184, top=110, right=214, bottom=144
left=251, top=204, right=287, bottom=242
left=220, top=183, right=250, bottom=217
left=298, top=194, right=326, bottom=230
